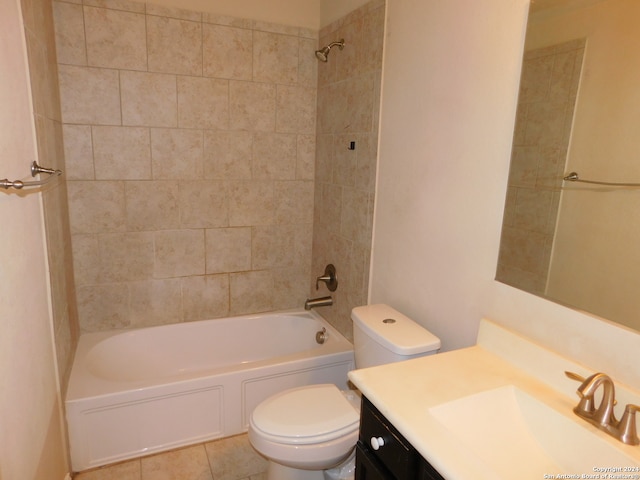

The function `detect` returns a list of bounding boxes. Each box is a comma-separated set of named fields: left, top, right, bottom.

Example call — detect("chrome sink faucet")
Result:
left=566, top=371, right=640, bottom=445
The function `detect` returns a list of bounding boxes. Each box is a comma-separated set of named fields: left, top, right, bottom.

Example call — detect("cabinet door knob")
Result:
left=370, top=436, right=385, bottom=450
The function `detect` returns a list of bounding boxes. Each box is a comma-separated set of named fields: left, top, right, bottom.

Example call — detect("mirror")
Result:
left=496, top=0, right=640, bottom=332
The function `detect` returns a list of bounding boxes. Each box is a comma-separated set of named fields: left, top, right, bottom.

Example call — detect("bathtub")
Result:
left=66, top=309, right=354, bottom=472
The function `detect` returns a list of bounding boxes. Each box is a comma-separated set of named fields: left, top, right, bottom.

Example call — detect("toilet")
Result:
left=248, top=304, right=441, bottom=480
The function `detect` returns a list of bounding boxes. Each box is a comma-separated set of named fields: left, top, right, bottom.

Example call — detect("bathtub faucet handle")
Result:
left=316, top=264, right=338, bottom=292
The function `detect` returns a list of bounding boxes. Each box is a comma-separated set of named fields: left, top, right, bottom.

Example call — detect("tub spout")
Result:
left=304, top=296, right=333, bottom=310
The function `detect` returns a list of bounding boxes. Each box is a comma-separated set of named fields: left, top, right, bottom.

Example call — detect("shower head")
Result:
left=315, top=39, right=345, bottom=62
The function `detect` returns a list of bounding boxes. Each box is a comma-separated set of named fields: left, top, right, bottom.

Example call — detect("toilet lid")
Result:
left=250, top=384, right=359, bottom=445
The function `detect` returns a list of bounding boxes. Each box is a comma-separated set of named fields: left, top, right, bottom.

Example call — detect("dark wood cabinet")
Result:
left=356, top=396, right=445, bottom=480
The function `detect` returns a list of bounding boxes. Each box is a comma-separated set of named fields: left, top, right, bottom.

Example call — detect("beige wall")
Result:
left=371, top=0, right=640, bottom=390
left=0, top=0, right=69, bottom=477
left=54, top=0, right=319, bottom=332
left=532, top=0, right=640, bottom=332
left=311, top=0, right=385, bottom=339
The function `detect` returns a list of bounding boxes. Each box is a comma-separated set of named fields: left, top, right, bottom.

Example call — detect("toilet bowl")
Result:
left=249, top=304, right=441, bottom=480
left=249, top=384, right=360, bottom=479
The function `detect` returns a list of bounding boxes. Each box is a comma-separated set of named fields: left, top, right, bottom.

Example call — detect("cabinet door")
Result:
left=355, top=442, right=394, bottom=480
left=359, top=398, right=418, bottom=479
left=419, top=458, right=445, bottom=480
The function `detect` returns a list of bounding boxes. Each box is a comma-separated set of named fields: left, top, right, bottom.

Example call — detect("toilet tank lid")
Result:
left=351, top=304, right=441, bottom=355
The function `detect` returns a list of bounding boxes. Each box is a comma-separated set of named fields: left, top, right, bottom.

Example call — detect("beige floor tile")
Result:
left=205, top=434, right=268, bottom=480
left=141, top=444, right=213, bottom=480
left=74, top=459, right=141, bottom=480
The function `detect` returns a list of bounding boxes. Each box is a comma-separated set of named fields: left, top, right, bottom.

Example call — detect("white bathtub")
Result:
left=66, top=309, right=354, bottom=472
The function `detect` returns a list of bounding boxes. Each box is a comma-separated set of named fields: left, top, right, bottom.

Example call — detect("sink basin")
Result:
left=429, top=386, right=639, bottom=478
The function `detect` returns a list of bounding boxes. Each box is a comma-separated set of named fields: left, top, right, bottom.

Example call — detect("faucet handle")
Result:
left=315, top=264, right=338, bottom=291
left=565, top=371, right=585, bottom=383
left=617, top=404, right=640, bottom=446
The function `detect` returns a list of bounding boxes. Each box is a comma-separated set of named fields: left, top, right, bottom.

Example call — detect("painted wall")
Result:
left=0, top=0, right=68, bottom=477
left=371, top=0, right=640, bottom=390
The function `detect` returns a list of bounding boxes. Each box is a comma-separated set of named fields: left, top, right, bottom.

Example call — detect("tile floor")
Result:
left=73, top=434, right=268, bottom=480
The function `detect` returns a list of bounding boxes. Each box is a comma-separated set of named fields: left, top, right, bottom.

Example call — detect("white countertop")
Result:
left=348, top=318, right=640, bottom=480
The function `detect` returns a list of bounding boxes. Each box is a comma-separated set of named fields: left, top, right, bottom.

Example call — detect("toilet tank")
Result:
left=351, top=304, right=441, bottom=369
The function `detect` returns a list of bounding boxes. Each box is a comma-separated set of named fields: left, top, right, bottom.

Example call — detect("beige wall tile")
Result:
left=98, top=232, right=155, bottom=282
left=52, top=1, right=86, bottom=65
left=205, top=227, right=251, bottom=273
left=202, top=12, right=252, bottom=29
left=151, top=128, right=203, bottom=179
left=271, top=265, right=311, bottom=310
left=177, top=76, right=229, bottom=129
left=179, top=180, right=228, bottom=228
left=203, top=24, right=252, bottom=80
left=229, top=81, right=276, bottom=132
left=228, top=181, right=274, bottom=226
left=54, top=0, right=359, bottom=333
left=93, top=126, right=151, bottom=179
left=68, top=180, right=126, bottom=233
left=121, top=70, right=177, bottom=127
left=182, top=275, right=229, bottom=321
left=253, top=21, right=299, bottom=36
left=252, top=223, right=311, bottom=269
left=203, top=130, right=252, bottom=180
left=129, top=279, right=183, bottom=327
left=84, top=6, right=147, bottom=70
left=311, top=1, right=384, bottom=340
left=273, top=180, right=314, bottom=224
left=333, top=134, right=357, bottom=187
left=58, top=65, right=121, bottom=125
left=76, top=283, right=130, bottom=332
left=276, top=85, right=316, bottom=134
left=253, top=31, right=299, bottom=84
left=71, top=234, right=100, bottom=286
left=83, top=0, right=144, bottom=13
left=361, top=5, right=385, bottom=73
left=62, top=124, right=94, bottom=180
left=146, top=3, right=201, bottom=21
left=147, top=16, right=202, bottom=75
left=229, top=270, right=274, bottom=315
left=297, top=37, right=318, bottom=87
left=252, top=132, right=297, bottom=179
left=125, top=180, right=180, bottom=230
left=340, top=188, right=372, bottom=246
left=154, top=229, right=205, bottom=278
left=354, top=133, right=377, bottom=191
left=296, top=134, right=315, bottom=180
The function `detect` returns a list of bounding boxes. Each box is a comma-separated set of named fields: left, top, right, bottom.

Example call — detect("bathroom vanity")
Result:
left=348, top=318, right=640, bottom=480
left=356, top=396, right=444, bottom=479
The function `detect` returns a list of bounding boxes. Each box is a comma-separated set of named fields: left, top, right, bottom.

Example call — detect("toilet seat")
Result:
left=250, top=384, right=359, bottom=445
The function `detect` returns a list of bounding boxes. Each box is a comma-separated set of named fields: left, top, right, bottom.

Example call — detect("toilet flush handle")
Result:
left=370, top=436, right=385, bottom=450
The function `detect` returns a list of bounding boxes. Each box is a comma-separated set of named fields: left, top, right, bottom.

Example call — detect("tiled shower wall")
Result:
left=21, top=0, right=79, bottom=386
left=311, top=0, right=385, bottom=340
left=497, top=39, right=585, bottom=295
left=53, top=0, right=319, bottom=332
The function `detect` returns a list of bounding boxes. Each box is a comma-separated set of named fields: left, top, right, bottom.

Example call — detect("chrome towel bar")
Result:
left=564, top=171, right=640, bottom=187
left=1, top=161, right=63, bottom=190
